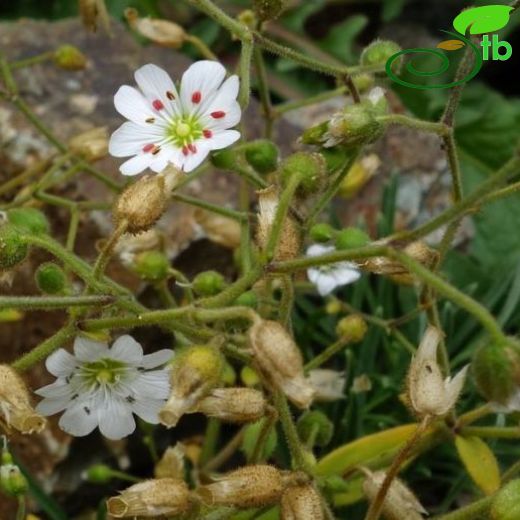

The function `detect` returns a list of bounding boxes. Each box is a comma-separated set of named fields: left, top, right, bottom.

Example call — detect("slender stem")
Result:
left=108, top=469, right=141, bottom=483
left=238, top=32, right=254, bottom=109
left=0, top=295, right=114, bottom=310
left=239, top=178, right=252, bottom=272
left=274, top=87, right=346, bottom=116
left=172, top=192, right=247, bottom=221
left=200, top=418, right=221, bottom=467
left=460, top=426, right=520, bottom=439
left=278, top=275, right=294, bottom=328
left=66, top=207, right=80, bottom=252
left=432, top=496, right=492, bottom=520
left=304, top=338, right=351, bottom=371
left=0, top=158, right=52, bottom=196
left=204, top=427, right=246, bottom=472
left=253, top=46, right=274, bottom=137
left=457, top=404, right=492, bottom=427
left=92, top=220, right=128, bottom=281
left=378, top=114, right=448, bottom=136
left=16, top=496, right=26, bottom=520
left=10, top=52, right=54, bottom=70
left=185, top=34, right=218, bottom=60
left=188, top=0, right=248, bottom=38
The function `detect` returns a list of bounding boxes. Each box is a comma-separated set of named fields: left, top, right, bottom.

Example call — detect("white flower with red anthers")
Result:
left=109, top=61, right=241, bottom=175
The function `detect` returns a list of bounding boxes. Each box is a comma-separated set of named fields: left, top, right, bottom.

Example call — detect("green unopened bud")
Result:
left=336, top=315, right=367, bottom=342
left=0, top=452, right=28, bottom=497
left=84, top=463, right=114, bottom=484
left=133, top=250, right=170, bottom=282
left=8, top=207, right=50, bottom=235
left=297, top=410, right=334, bottom=447
left=53, top=44, right=87, bottom=71
left=325, top=299, right=342, bottom=315
left=245, top=140, right=279, bottom=174
left=0, top=225, right=28, bottom=270
left=352, top=73, right=375, bottom=93
left=237, top=10, right=257, bottom=29
left=193, top=270, right=226, bottom=296
left=360, top=39, right=401, bottom=68
left=472, top=341, right=520, bottom=406
left=310, top=223, right=335, bottom=243
left=211, top=149, right=237, bottom=170
left=241, top=366, right=261, bottom=387
left=35, top=262, right=67, bottom=294
left=234, top=291, right=258, bottom=309
left=159, top=345, right=224, bottom=427
left=335, top=227, right=370, bottom=250
left=280, top=152, right=327, bottom=195
left=222, top=362, right=237, bottom=385
left=491, top=479, right=520, bottom=520
left=253, top=0, right=286, bottom=21
left=301, top=121, right=329, bottom=146
left=241, top=418, right=278, bottom=461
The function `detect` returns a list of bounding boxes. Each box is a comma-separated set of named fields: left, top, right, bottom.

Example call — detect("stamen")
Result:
left=182, top=145, right=189, bottom=156
left=166, top=91, right=175, bottom=100
left=211, top=111, right=226, bottom=119
left=143, top=143, right=155, bottom=153
left=192, top=91, right=202, bottom=104
left=152, top=99, right=165, bottom=110
left=188, top=143, right=197, bottom=153
left=145, top=117, right=156, bottom=124
left=203, top=129, right=212, bottom=138
left=152, top=147, right=161, bottom=155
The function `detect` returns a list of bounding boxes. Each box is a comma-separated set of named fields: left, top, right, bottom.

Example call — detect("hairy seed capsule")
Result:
left=0, top=225, right=29, bottom=270
left=53, top=44, right=88, bottom=70
left=125, top=8, right=186, bottom=48
left=35, top=262, right=67, bottom=294
left=68, top=127, right=108, bottom=161
left=281, top=484, right=324, bottom=520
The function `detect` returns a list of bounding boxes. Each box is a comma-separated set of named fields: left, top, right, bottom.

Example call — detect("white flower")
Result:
left=307, top=369, right=346, bottom=401
left=109, top=61, right=241, bottom=175
left=35, top=335, right=173, bottom=440
left=306, top=244, right=361, bottom=297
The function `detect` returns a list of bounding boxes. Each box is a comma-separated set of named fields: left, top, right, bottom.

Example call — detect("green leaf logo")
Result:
left=453, top=5, right=513, bottom=35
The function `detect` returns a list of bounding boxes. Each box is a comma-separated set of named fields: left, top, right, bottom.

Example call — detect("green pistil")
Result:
left=167, top=116, right=203, bottom=147
left=81, top=358, right=127, bottom=386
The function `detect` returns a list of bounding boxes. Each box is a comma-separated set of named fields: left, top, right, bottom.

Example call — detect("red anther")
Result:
left=192, top=91, right=202, bottom=104
left=166, top=91, right=175, bottom=100
left=203, top=129, right=213, bottom=138
left=143, top=143, right=155, bottom=153
left=182, top=145, right=189, bottom=156
left=152, top=99, right=165, bottom=110
left=188, top=143, right=197, bottom=153
left=211, top=111, right=226, bottom=119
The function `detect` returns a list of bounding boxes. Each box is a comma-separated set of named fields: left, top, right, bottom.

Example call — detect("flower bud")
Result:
left=241, top=418, right=278, bottom=461
left=0, top=225, right=28, bottom=270
left=241, top=366, right=261, bottom=387
left=192, top=270, right=226, bottom=296
left=125, top=8, right=186, bottom=48
left=362, top=469, right=426, bottom=520
left=407, top=326, right=468, bottom=417
left=253, top=0, right=286, bottom=21
left=249, top=319, right=315, bottom=408
left=0, top=453, right=28, bottom=497
left=53, top=44, right=87, bottom=71
left=35, top=262, right=67, bottom=294
left=84, top=463, right=114, bottom=484
left=0, top=365, right=46, bottom=434
left=68, top=127, right=108, bottom=161
left=211, top=148, right=237, bottom=170
left=197, top=465, right=285, bottom=508
left=352, top=73, right=375, bottom=93
left=281, top=484, right=324, bottom=520
left=360, top=39, right=401, bottom=68
left=245, top=140, right=280, bottom=174
left=114, top=175, right=168, bottom=234
left=301, top=121, right=329, bottom=146
left=297, top=411, right=333, bottom=447
left=79, top=0, right=110, bottom=33
left=491, top=479, right=520, bottom=520
left=472, top=340, right=520, bottom=407
left=159, top=345, right=224, bottom=427
left=234, top=291, right=258, bottom=309
left=107, top=478, right=191, bottom=518
left=280, top=152, right=327, bottom=196
left=133, top=250, right=170, bottom=282
left=325, top=299, right=342, bottom=315
left=256, top=186, right=301, bottom=262
left=335, top=228, right=370, bottom=250
left=8, top=207, right=50, bottom=235
left=154, top=444, right=185, bottom=479
left=310, top=223, right=335, bottom=243
left=196, top=388, right=267, bottom=423
left=335, top=315, right=367, bottom=342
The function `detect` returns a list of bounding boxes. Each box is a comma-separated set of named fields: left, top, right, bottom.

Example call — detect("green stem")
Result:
left=378, top=114, right=448, bottom=135
left=10, top=52, right=54, bottom=70
left=0, top=295, right=114, bottom=310
left=253, top=46, right=274, bottom=137
left=460, top=426, right=520, bottom=439
left=433, top=496, right=492, bottom=520
left=92, top=220, right=128, bottom=281
left=171, top=193, right=247, bottom=221
left=304, top=338, right=351, bottom=371
left=274, top=87, right=346, bottom=116
left=184, top=34, right=218, bottom=60
left=188, top=0, right=248, bottom=38
left=200, top=418, right=221, bottom=466
left=239, top=178, right=252, bottom=272
left=238, top=32, right=254, bottom=109
left=16, top=496, right=26, bottom=520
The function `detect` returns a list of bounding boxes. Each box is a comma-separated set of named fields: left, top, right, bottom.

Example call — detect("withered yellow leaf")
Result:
left=437, top=39, right=466, bottom=51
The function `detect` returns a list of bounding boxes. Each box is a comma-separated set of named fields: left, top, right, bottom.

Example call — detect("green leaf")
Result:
left=382, top=0, right=407, bottom=22
left=453, top=5, right=513, bottom=35
left=320, top=15, right=369, bottom=64
left=455, top=435, right=501, bottom=495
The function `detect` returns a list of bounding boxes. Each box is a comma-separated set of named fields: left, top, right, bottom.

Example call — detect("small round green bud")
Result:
left=84, top=463, right=114, bottom=484
left=280, top=152, right=327, bottom=195
left=472, top=341, right=520, bottom=405
left=352, top=73, right=375, bottom=93
left=211, top=148, right=237, bottom=170
left=35, top=262, right=67, bottom=294
left=245, top=140, right=279, bottom=174
left=360, top=39, right=401, bottom=67
left=241, top=366, right=261, bottom=387
left=237, top=9, right=257, bottom=29
left=253, top=0, right=286, bottom=21
left=325, top=298, right=342, bottom=315
left=8, top=207, right=50, bottom=235
left=297, top=410, right=334, bottom=447
left=491, top=480, right=520, bottom=520
left=234, top=291, right=258, bottom=309
left=0, top=460, right=28, bottom=497
left=336, top=315, right=367, bottom=342
left=53, top=44, right=87, bottom=71
left=222, top=361, right=237, bottom=386
left=310, top=223, right=335, bottom=243
left=0, top=225, right=28, bottom=270
left=335, top=227, right=370, bottom=250
left=329, top=104, right=383, bottom=149
left=133, top=250, right=170, bottom=282
left=241, top=418, right=278, bottom=461
left=192, top=270, right=226, bottom=297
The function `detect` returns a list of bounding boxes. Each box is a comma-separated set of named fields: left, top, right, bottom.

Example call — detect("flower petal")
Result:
left=182, top=143, right=211, bottom=173
left=332, top=264, right=361, bottom=286
left=36, top=396, right=73, bottom=416
left=59, top=397, right=99, bottom=437
left=35, top=379, right=73, bottom=398
left=109, top=121, right=166, bottom=158
left=114, top=85, right=157, bottom=124
left=132, top=370, right=171, bottom=400
left=73, top=337, right=108, bottom=362
left=206, top=130, right=241, bottom=151
left=180, top=60, right=227, bottom=115
left=45, top=349, right=77, bottom=377
left=131, top=397, right=165, bottom=424
left=109, top=335, right=144, bottom=365
left=202, top=102, right=242, bottom=132
left=142, top=349, right=174, bottom=369
left=315, top=273, right=338, bottom=296
left=97, top=395, right=136, bottom=440
left=306, top=244, right=334, bottom=257
left=119, top=154, right=153, bottom=176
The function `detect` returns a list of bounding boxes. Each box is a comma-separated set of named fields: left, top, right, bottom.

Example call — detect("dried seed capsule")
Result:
left=106, top=478, right=191, bottom=518
left=0, top=365, right=46, bottom=434
left=68, top=127, right=108, bottom=161
left=281, top=484, right=324, bottom=520
left=154, top=444, right=186, bottom=479
left=196, top=388, right=267, bottom=423
left=125, top=8, right=186, bottom=48
left=197, top=465, right=284, bottom=508
left=249, top=319, right=315, bottom=408
left=79, top=0, right=110, bottom=33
